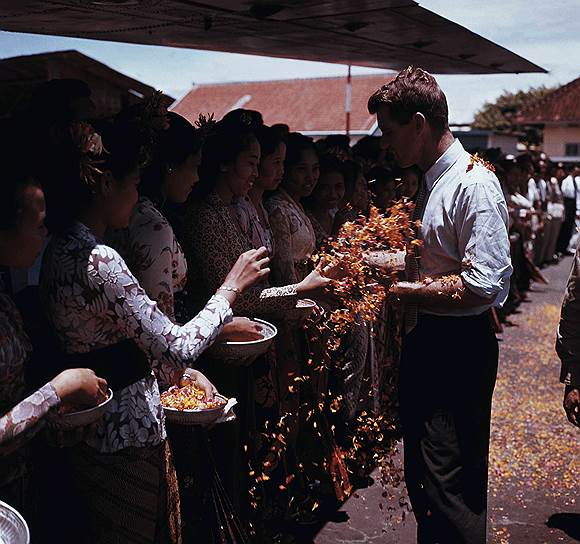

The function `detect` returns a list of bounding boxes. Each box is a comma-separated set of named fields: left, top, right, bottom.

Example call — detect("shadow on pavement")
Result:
left=547, top=513, right=580, bottom=541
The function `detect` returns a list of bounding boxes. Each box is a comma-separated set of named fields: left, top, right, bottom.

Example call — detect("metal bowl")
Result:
left=163, top=394, right=231, bottom=425
left=0, top=500, right=29, bottom=544
left=48, top=389, right=114, bottom=430
left=207, top=318, right=277, bottom=365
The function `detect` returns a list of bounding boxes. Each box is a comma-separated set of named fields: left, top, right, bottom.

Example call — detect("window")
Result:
left=565, top=143, right=580, bottom=156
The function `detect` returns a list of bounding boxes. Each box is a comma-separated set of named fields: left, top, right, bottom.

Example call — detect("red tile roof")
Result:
left=171, top=74, right=395, bottom=133
left=515, top=75, right=580, bottom=124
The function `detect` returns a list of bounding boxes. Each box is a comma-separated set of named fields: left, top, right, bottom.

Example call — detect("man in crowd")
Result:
left=556, top=165, right=580, bottom=255
left=368, top=67, right=512, bottom=544
left=556, top=247, right=580, bottom=430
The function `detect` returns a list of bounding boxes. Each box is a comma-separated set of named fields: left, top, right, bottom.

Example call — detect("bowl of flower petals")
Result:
left=0, top=500, right=29, bottom=544
left=363, top=249, right=406, bottom=272
left=161, top=384, right=234, bottom=425
left=48, top=389, right=113, bottom=430
left=207, top=318, right=277, bottom=365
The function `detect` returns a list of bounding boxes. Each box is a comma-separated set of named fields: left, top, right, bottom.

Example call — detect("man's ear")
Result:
left=414, top=112, right=426, bottom=135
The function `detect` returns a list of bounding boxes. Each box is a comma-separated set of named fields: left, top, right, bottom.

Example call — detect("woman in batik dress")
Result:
left=0, top=159, right=107, bottom=523
left=109, top=112, right=262, bottom=543
left=39, top=119, right=268, bottom=544
left=266, top=137, right=352, bottom=515
left=180, top=118, right=331, bottom=535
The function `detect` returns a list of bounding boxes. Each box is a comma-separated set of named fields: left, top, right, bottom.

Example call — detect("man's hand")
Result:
left=563, top=386, right=580, bottom=428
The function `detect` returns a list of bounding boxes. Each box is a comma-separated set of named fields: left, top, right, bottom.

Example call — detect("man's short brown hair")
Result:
left=368, top=66, right=449, bottom=134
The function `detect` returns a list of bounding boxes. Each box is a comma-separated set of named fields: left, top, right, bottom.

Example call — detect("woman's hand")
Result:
left=218, top=317, right=263, bottom=342
left=180, top=368, right=218, bottom=401
left=296, top=267, right=332, bottom=297
left=51, top=368, right=108, bottom=409
left=222, top=247, right=270, bottom=294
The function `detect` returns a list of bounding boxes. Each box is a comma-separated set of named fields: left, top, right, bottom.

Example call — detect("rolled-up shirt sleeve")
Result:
left=455, top=179, right=513, bottom=299
left=556, top=248, right=580, bottom=387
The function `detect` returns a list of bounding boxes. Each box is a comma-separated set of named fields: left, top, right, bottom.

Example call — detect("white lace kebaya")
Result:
left=40, top=222, right=232, bottom=453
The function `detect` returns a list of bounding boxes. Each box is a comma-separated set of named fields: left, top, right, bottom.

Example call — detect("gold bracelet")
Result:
left=217, top=284, right=240, bottom=294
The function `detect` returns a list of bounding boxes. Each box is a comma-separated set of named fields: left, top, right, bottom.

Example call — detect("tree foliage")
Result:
left=472, top=85, right=557, bottom=131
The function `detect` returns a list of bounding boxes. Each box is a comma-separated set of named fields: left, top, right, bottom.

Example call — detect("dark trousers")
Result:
left=556, top=197, right=576, bottom=254
left=399, top=313, right=498, bottom=544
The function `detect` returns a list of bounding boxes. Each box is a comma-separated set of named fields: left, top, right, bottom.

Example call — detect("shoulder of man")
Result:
left=460, top=152, right=502, bottom=191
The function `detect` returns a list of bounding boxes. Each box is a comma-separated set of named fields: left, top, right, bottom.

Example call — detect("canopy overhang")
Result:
left=0, top=1, right=545, bottom=75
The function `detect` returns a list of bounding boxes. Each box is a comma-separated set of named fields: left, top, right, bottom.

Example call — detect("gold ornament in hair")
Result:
left=69, top=121, right=106, bottom=188
left=132, top=90, right=167, bottom=168
left=194, top=112, right=217, bottom=142
left=323, top=146, right=350, bottom=162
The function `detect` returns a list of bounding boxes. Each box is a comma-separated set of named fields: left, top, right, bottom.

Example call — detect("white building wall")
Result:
left=488, top=133, right=519, bottom=155
left=543, top=125, right=580, bottom=161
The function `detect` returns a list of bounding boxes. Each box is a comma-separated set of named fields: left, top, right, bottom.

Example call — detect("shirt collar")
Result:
left=424, top=139, right=464, bottom=192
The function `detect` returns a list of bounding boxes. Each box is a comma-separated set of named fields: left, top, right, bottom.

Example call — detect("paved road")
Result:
left=310, top=256, right=580, bottom=544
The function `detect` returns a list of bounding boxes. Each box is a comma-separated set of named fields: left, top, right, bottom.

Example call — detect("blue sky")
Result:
left=1, top=0, right=578, bottom=123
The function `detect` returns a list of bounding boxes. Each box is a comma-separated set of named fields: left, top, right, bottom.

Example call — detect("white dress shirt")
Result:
left=561, top=175, right=580, bottom=211
left=527, top=177, right=541, bottom=204
left=418, top=140, right=513, bottom=317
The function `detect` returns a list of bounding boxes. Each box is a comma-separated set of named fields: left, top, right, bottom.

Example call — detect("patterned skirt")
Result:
left=68, top=441, right=181, bottom=544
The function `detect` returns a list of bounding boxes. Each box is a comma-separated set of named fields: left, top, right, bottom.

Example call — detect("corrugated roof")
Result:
left=172, top=74, right=393, bottom=133
left=515, top=76, right=580, bottom=125
left=0, top=1, right=545, bottom=75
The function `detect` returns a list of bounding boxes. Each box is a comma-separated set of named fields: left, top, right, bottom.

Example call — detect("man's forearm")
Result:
left=390, top=274, right=494, bottom=312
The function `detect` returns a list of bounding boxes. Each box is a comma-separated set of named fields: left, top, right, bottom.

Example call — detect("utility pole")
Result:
left=346, top=64, right=352, bottom=136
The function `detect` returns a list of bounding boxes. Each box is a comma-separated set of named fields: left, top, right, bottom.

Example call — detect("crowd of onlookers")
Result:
left=492, top=154, right=580, bottom=321
left=0, top=78, right=578, bottom=544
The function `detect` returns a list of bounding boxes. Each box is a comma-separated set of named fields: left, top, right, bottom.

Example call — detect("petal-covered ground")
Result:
left=488, top=257, right=579, bottom=544
left=313, top=256, right=580, bottom=544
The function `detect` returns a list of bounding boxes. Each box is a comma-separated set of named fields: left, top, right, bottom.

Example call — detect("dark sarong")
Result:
left=68, top=441, right=181, bottom=544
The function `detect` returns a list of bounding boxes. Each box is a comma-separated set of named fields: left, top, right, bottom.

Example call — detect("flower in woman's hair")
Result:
left=194, top=112, right=218, bottom=144
left=70, top=121, right=104, bottom=157
left=323, top=146, right=350, bottom=162
left=140, top=90, right=168, bottom=131
left=69, top=121, right=106, bottom=187
left=87, top=132, right=104, bottom=156
left=195, top=112, right=217, bottom=132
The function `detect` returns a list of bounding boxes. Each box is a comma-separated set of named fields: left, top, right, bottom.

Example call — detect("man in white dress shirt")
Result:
left=368, top=67, right=512, bottom=544
left=557, top=165, right=580, bottom=255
